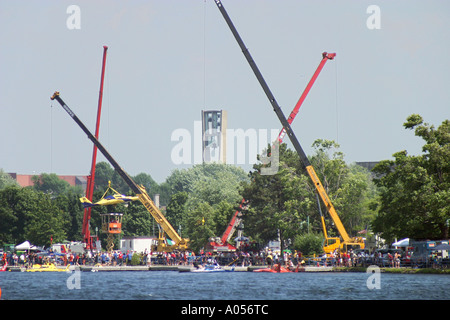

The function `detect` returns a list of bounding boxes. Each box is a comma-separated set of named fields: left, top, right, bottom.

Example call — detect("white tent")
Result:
left=15, top=241, right=38, bottom=251
left=392, top=238, right=409, bottom=247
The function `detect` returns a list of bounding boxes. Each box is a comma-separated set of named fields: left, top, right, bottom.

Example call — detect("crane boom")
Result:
left=51, top=91, right=188, bottom=251
left=277, top=52, right=336, bottom=142
left=83, top=45, right=108, bottom=250
left=221, top=198, right=245, bottom=244
left=214, top=0, right=363, bottom=250
left=220, top=52, right=335, bottom=246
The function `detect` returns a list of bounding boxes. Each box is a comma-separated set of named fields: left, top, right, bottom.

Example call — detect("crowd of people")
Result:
left=2, top=246, right=440, bottom=269
left=320, top=248, right=404, bottom=268
left=1, top=248, right=283, bottom=268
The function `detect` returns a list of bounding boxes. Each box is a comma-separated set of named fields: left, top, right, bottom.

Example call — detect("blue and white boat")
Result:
left=190, top=263, right=235, bottom=273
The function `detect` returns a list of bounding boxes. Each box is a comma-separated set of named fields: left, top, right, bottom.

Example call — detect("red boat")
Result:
left=254, top=264, right=299, bottom=273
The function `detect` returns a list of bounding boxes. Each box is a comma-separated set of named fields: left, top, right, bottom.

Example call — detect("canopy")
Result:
left=15, top=241, right=38, bottom=251
left=392, top=238, right=409, bottom=247
left=433, top=243, right=450, bottom=251
left=234, top=236, right=249, bottom=242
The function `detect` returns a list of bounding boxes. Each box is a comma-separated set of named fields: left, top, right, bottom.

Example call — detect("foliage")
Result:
left=122, top=201, right=155, bottom=237
left=165, top=191, right=188, bottom=232
left=293, top=232, right=324, bottom=256
left=0, top=186, right=68, bottom=246
left=241, top=140, right=377, bottom=252
left=184, top=202, right=216, bottom=252
left=309, top=140, right=378, bottom=235
left=162, top=163, right=248, bottom=248
left=7, top=113, right=447, bottom=254
left=32, top=173, right=72, bottom=194
left=372, top=115, right=450, bottom=241
left=0, top=169, right=19, bottom=189
left=130, top=253, right=142, bottom=266
left=93, top=162, right=128, bottom=192
left=53, top=189, right=84, bottom=241
left=0, top=162, right=242, bottom=251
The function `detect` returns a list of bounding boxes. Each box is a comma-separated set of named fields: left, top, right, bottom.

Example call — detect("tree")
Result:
left=212, top=200, right=236, bottom=238
left=53, top=189, right=84, bottom=241
left=184, top=202, right=216, bottom=252
left=133, top=172, right=160, bottom=198
left=32, top=173, right=71, bottom=194
left=241, top=140, right=377, bottom=252
left=0, top=185, right=68, bottom=246
left=122, top=201, right=154, bottom=238
left=242, top=144, right=312, bottom=250
left=163, top=163, right=248, bottom=248
left=165, top=191, right=188, bottom=234
left=293, top=232, right=323, bottom=256
left=309, top=139, right=377, bottom=236
left=0, top=186, right=24, bottom=244
left=0, top=169, right=18, bottom=189
left=372, top=115, right=450, bottom=241
left=93, top=161, right=128, bottom=192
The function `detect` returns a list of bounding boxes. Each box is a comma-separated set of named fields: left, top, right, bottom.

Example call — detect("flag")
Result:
left=358, top=226, right=368, bottom=234
left=80, top=194, right=139, bottom=208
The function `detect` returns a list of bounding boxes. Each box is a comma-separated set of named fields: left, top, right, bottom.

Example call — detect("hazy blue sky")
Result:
left=1, top=0, right=449, bottom=183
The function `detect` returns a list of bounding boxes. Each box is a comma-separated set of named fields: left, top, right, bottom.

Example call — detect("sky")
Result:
left=1, top=0, right=449, bottom=183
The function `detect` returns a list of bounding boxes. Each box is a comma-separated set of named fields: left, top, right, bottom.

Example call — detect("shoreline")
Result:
left=5, top=264, right=450, bottom=274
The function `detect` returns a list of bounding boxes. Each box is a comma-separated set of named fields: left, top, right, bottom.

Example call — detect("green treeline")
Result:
left=0, top=114, right=448, bottom=254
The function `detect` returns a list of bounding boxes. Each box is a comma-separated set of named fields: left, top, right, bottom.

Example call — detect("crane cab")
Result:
left=101, top=213, right=123, bottom=234
left=323, top=237, right=365, bottom=255
left=323, top=237, right=341, bottom=254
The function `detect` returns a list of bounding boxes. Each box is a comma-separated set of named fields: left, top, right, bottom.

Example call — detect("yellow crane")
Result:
left=214, top=0, right=364, bottom=254
left=51, top=92, right=188, bottom=252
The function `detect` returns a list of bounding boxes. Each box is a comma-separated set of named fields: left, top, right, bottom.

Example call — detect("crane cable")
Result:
left=99, top=180, right=122, bottom=201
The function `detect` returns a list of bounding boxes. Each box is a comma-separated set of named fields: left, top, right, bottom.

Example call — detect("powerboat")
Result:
left=190, top=262, right=234, bottom=273
left=26, top=263, right=70, bottom=272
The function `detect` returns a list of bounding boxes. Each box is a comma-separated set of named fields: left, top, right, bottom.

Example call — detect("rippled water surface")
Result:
left=1, top=270, right=450, bottom=300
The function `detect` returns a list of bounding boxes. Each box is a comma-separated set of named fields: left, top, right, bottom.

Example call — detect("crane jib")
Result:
left=50, top=91, right=188, bottom=249
left=214, top=0, right=360, bottom=250
left=213, top=0, right=311, bottom=168
left=50, top=92, right=141, bottom=196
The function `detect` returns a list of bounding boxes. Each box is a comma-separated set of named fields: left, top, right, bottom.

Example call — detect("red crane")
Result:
left=216, top=52, right=335, bottom=251
left=82, top=45, right=108, bottom=250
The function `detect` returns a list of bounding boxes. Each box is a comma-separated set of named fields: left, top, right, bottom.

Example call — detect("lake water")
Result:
left=1, top=270, right=449, bottom=301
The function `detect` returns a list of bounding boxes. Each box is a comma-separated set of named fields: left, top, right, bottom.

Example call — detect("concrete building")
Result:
left=201, top=110, right=227, bottom=164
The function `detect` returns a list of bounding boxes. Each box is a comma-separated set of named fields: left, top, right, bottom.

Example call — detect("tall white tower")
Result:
left=201, top=110, right=227, bottom=164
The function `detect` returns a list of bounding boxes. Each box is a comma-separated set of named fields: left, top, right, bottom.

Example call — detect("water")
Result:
left=1, top=270, right=450, bottom=301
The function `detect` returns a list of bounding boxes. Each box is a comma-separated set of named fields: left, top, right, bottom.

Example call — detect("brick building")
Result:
left=8, top=173, right=88, bottom=190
